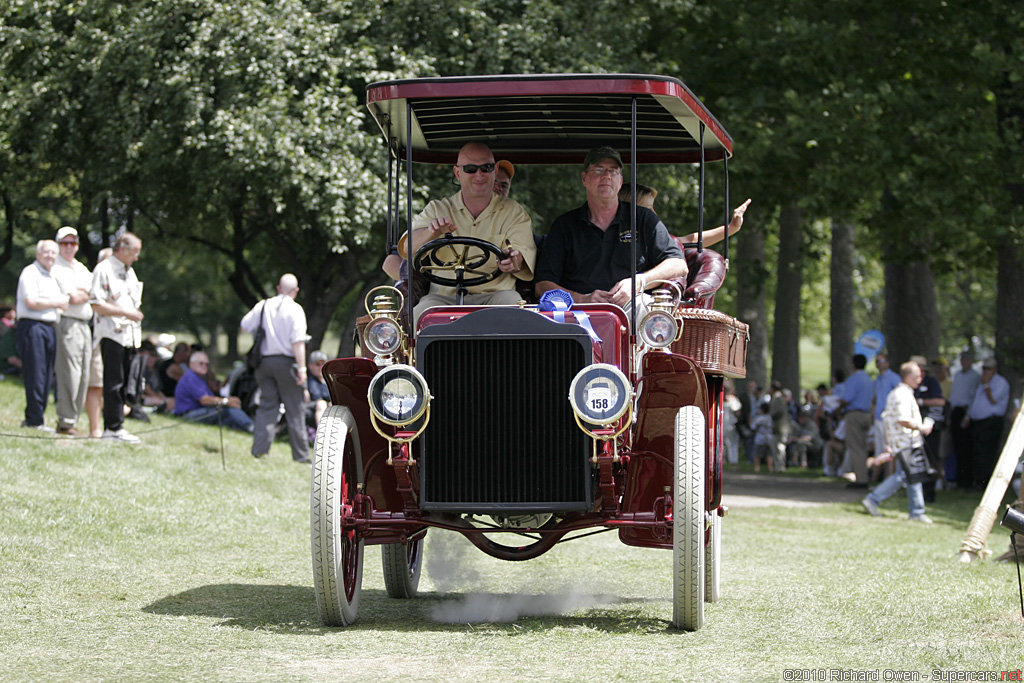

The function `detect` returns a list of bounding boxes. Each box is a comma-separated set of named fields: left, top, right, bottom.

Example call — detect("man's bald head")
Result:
left=456, top=142, right=494, bottom=166
left=278, top=274, right=299, bottom=297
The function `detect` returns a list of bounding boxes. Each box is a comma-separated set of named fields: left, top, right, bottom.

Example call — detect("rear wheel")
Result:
left=705, top=510, right=721, bottom=603
left=672, top=406, right=706, bottom=630
left=382, top=538, right=424, bottom=599
left=311, top=406, right=364, bottom=626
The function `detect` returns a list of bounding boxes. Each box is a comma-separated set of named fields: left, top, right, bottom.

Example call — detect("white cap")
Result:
left=56, top=226, right=78, bottom=242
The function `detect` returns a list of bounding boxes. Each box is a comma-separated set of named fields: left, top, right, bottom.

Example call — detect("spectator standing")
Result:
left=722, top=379, right=742, bottom=466
left=871, top=353, right=901, bottom=479
left=963, top=358, right=1010, bottom=490
left=861, top=361, right=935, bottom=524
left=931, top=357, right=955, bottom=486
left=84, top=247, right=112, bottom=438
left=736, top=382, right=758, bottom=462
left=90, top=233, right=144, bottom=443
left=241, top=274, right=311, bottom=463
left=909, top=354, right=945, bottom=502
left=820, top=371, right=847, bottom=476
left=839, top=354, right=873, bottom=487
left=16, top=240, right=68, bottom=430
left=51, top=227, right=93, bottom=436
left=173, top=351, right=253, bottom=432
left=948, top=351, right=981, bottom=489
left=933, top=358, right=953, bottom=400
left=768, top=381, right=790, bottom=472
left=751, top=401, right=774, bottom=472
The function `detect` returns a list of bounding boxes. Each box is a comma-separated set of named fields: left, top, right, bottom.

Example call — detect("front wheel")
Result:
left=672, top=405, right=706, bottom=630
left=382, top=538, right=424, bottom=599
left=311, top=406, right=364, bottom=626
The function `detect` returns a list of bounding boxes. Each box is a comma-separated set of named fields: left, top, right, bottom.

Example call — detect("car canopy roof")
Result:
left=366, top=73, right=732, bottom=166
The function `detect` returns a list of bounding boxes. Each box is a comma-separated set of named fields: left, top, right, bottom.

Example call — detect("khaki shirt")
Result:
left=90, top=256, right=143, bottom=348
left=412, top=192, right=536, bottom=297
left=52, top=255, right=93, bottom=321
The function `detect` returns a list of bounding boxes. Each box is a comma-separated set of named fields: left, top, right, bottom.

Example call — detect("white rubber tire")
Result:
left=382, top=539, right=424, bottom=599
left=672, top=405, right=706, bottom=630
left=311, top=405, right=364, bottom=626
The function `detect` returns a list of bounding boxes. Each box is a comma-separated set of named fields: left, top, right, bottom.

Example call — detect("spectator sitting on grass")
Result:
left=173, top=351, right=253, bottom=432
left=138, top=339, right=173, bottom=413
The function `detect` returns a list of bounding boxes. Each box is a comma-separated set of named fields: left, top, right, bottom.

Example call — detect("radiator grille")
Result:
left=419, top=337, right=591, bottom=512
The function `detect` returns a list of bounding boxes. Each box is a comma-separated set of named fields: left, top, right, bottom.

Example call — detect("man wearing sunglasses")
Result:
left=408, top=142, right=536, bottom=323
left=51, top=226, right=94, bottom=436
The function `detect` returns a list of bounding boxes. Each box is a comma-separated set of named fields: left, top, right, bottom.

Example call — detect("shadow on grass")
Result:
left=142, top=584, right=669, bottom=634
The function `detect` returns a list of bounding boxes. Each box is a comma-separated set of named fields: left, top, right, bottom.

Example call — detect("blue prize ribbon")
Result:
left=538, top=289, right=602, bottom=343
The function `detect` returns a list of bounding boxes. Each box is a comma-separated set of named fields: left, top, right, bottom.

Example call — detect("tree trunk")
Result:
left=996, top=236, right=1024, bottom=399
left=225, top=324, right=239, bottom=362
left=883, top=257, right=940, bottom=365
left=772, top=204, right=802, bottom=392
left=1, top=191, right=18, bottom=271
left=735, top=215, right=769, bottom=389
left=830, top=219, right=855, bottom=378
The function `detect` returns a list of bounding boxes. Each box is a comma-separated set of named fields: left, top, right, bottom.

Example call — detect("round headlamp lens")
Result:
left=365, top=318, right=403, bottom=356
left=367, top=365, right=429, bottom=426
left=639, top=311, right=678, bottom=348
left=569, top=364, right=631, bottom=425
left=381, top=377, right=419, bottom=421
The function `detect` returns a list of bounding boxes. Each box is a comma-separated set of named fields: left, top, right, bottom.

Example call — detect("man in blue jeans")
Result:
left=173, top=351, right=254, bottom=432
left=862, top=360, right=935, bottom=524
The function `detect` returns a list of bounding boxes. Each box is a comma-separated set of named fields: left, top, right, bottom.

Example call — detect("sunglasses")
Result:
left=458, top=163, right=496, bottom=174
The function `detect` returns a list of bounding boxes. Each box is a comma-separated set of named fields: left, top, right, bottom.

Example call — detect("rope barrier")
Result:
left=0, top=406, right=240, bottom=441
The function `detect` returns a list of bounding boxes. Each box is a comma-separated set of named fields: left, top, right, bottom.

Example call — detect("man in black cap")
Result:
left=534, top=146, right=686, bottom=314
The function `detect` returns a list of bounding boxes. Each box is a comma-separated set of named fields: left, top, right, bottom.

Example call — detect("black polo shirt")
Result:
left=535, top=201, right=684, bottom=294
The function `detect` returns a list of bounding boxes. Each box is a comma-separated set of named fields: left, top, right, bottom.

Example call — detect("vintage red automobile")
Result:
left=311, top=73, right=748, bottom=630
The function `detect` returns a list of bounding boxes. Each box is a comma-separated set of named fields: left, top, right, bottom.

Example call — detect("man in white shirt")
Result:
left=90, top=233, right=144, bottom=443
left=16, top=240, right=68, bottom=430
left=240, top=273, right=311, bottom=463
left=963, top=358, right=1010, bottom=489
left=51, top=227, right=93, bottom=436
left=862, top=361, right=934, bottom=523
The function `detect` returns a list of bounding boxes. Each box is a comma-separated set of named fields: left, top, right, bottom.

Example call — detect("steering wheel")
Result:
left=412, top=234, right=505, bottom=288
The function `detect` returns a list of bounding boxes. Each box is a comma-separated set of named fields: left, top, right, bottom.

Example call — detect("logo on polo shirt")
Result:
left=618, top=230, right=633, bottom=243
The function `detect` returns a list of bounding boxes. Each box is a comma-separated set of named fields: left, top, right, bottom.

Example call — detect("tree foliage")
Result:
left=1, top=0, right=1020, bottom=392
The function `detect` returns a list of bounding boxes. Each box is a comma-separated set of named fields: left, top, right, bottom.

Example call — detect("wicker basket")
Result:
left=670, top=308, right=748, bottom=378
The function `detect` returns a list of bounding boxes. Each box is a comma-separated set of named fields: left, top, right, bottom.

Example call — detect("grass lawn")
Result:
left=1, top=378, right=1021, bottom=682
